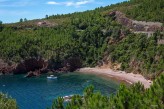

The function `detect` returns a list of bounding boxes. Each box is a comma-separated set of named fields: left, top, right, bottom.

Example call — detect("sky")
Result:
left=0, top=0, right=126, bottom=23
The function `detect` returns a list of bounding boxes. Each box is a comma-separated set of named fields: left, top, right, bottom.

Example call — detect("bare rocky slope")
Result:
left=109, top=11, right=163, bottom=33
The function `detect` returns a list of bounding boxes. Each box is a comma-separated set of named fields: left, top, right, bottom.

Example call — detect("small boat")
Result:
left=47, top=75, right=57, bottom=79
left=63, top=95, right=74, bottom=102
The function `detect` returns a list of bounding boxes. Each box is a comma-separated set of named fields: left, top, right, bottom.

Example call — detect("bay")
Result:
left=0, top=72, right=120, bottom=109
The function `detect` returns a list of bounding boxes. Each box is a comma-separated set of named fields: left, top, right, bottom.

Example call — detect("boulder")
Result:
left=24, top=70, right=41, bottom=78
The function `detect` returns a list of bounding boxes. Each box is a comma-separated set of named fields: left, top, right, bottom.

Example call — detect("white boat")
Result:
left=63, top=95, right=74, bottom=102
left=47, top=75, right=57, bottom=79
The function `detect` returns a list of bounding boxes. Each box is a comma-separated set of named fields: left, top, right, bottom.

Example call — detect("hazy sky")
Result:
left=0, top=0, right=126, bottom=23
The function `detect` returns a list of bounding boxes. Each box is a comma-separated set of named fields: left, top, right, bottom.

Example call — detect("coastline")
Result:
left=77, top=67, right=152, bottom=88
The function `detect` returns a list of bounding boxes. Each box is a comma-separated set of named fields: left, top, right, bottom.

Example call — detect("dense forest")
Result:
left=107, top=33, right=164, bottom=79
left=0, top=13, right=121, bottom=67
left=0, top=0, right=163, bottom=77
left=125, top=0, right=164, bottom=22
left=0, top=0, right=164, bottom=77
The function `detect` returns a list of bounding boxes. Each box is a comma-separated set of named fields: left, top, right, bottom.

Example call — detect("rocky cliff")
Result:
left=0, top=57, right=82, bottom=77
left=109, top=11, right=163, bottom=32
left=0, top=59, right=16, bottom=74
left=0, top=58, right=48, bottom=77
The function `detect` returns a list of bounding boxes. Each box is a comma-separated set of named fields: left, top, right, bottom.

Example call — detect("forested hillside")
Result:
left=107, top=33, right=164, bottom=79
left=125, top=0, right=164, bottom=22
left=0, top=11, right=123, bottom=67
left=0, top=0, right=163, bottom=77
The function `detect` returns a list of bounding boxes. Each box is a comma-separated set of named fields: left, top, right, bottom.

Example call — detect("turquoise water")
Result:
left=0, top=72, right=120, bottom=109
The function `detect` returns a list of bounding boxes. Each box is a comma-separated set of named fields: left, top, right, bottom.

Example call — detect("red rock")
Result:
left=0, top=58, right=48, bottom=76
left=13, top=58, right=48, bottom=74
left=109, top=11, right=163, bottom=32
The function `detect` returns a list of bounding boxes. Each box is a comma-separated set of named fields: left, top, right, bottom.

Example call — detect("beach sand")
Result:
left=77, top=67, right=152, bottom=88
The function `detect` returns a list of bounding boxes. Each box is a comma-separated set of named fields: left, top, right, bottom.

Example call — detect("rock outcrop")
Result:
left=0, top=58, right=48, bottom=77
left=24, top=70, right=41, bottom=78
left=109, top=11, right=163, bottom=32
left=0, top=57, right=82, bottom=77
left=158, top=39, right=164, bottom=44
left=0, top=59, right=16, bottom=74
left=63, top=57, right=82, bottom=72
left=13, top=58, right=48, bottom=77
left=37, top=20, right=57, bottom=27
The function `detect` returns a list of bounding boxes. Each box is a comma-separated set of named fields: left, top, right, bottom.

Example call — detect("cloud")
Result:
left=76, top=0, right=92, bottom=5
left=46, top=0, right=95, bottom=7
left=47, top=1, right=59, bottom=5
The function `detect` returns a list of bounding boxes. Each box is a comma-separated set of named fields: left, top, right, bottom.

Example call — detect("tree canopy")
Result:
left=0, top=0, right=163, bottom=76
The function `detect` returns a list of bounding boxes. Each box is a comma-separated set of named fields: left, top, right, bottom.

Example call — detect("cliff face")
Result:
left=13, top=58, right=48, bottom=75
left=0, top=59, right=16, bottom=74
left=0, top=57, right=82, bottom=77
left=0, top=58, right=48, bottom=76
left=63, top=57, right=82, bottom=72
left=109, top=11, right=163, bottom=32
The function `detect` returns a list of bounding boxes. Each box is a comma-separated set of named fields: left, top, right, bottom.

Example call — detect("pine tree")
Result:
left=19, top=18, right=23, bottom=22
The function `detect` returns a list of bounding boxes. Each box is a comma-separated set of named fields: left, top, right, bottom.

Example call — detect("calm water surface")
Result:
left=0, top=72, right=120, bottom=109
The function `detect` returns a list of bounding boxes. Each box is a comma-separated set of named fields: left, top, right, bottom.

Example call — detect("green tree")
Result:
left=0, top=20, right=2, bottom=25
left=51, top=97, right=64, bottom=109
left=19, top=18, right=23, bottom=22
left=0, top=20, right=3, bottom=32
left=50, top=74, right=164, bottom=109
left=24, top=18, right=27, bottom=22
left=0, top=93, right=18, bottom=109
left=45, top=15, right=49, bottom=19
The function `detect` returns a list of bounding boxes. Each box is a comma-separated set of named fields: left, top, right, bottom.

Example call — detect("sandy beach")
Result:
left=77, top=67, right=152, bottom=88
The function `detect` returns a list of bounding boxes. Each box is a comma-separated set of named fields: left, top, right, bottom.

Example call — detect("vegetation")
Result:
left=125, top=0, right=164, bottom=22
left=108, top=32, right=164, bottom=78
left=0, top=0, right=163, bottom=108
left=50, top=74, right=164, bottom=109
left=0, top=93, right=18, bottom=109
left=0, top=0, right=163, bottom=75
left=0, top=21, right=2, bottom=25
left=98, top=0, right=164, bottom=22
left=0, top=9, right=123, bottom=67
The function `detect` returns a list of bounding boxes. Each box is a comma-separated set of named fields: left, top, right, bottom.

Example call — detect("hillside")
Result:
left=0, top=0, right=163, bottom=78
left=4, top=0, right=164, bottom=27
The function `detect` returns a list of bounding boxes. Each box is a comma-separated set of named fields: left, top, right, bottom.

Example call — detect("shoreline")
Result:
left=77, top=67, right=152, bottom=88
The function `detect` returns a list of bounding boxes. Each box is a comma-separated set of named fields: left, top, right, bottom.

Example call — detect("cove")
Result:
left=0, top=72, right=120, bottom=109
